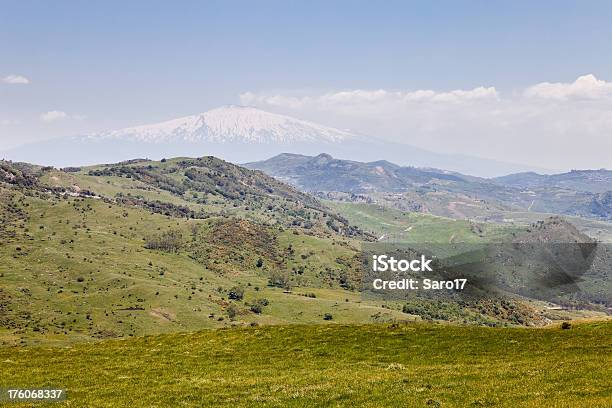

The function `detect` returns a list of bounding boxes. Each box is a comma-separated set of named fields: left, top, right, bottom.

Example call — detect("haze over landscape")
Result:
left=1, top=2, right=611, bottom=407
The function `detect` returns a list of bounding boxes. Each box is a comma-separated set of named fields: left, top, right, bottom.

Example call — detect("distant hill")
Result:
left=489, top=217, right=612, bottom=307
left=247, top=153, right=612, bottom=222
left=245, top=152, right=467, bottom=193
left=494, top=169, right=612, bottom=193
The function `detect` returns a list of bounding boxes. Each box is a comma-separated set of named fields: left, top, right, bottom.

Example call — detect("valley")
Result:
left=247, top=153, right=612, bottom=234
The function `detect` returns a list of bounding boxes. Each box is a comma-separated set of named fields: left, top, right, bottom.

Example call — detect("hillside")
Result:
left=1, top=157, right=609, bottom=347
left=38, top=156, right=365, bottom=239
left=325, top=201, right=520, bottom=244
left=500, top=217, right=612, bottom=307
left=328, top=202, right=612, bottom=309
left=245, top=153, right=467, bottom=193
left=1, top=321, right=611, bottom=407
left=0, top=158, right=392, bottom=346
left=494, top=169, right=612, bottom=193
left=247, top=153, right=612, bottom=222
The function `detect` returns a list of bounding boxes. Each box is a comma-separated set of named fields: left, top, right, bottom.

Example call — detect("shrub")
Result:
left=561, top=322, right=572, bottom=330
left=323, top=313, right=333, bottom=321
left=268, top=271, right=291, bottom=290
left=144, top=230, right=183, bottom=252
left=228, top=286, right=244, bottom=301
left=249, top=298, right=269, bottom=314
left=227, top=304, right=238, bottom=319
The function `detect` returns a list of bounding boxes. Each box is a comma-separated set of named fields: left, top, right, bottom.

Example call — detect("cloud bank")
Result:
left=240, top=75, right=612, bottom=170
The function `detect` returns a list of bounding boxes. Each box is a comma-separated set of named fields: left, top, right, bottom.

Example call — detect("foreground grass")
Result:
left=1, top=322, right=610, bottom=407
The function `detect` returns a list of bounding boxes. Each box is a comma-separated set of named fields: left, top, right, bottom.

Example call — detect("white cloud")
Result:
left=39, top=111, right=86, bottom=122
left=40, top=111, right=68, bottom=122
left=2, top=74, right=30, bottom=84
left=238, top=75, right=612, bottom=170
left=524, top=74, right=612, bottom=101
left=240, top=86, right=499, bottom=109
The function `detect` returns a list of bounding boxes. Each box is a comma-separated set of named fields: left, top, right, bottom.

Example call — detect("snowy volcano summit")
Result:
left=90, top=105, right=356, bottom=144
left=2, top=105, right=552, bottom=176
left=3, top=106, right=367, bottom=168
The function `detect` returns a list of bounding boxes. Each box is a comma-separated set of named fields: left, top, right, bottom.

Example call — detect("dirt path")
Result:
left=527, top=200, right=535, bottom=211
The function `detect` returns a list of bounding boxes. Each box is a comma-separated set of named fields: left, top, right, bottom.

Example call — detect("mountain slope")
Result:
left=91, top=105, right=355, bottom=144
left=245, top=152, right=468, bottom=192
left=494, top=169, right=612, bottom=193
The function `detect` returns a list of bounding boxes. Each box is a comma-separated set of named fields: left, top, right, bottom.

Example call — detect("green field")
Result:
left=326, top=201, right=521, bottom=243
left=1, top=321, right=610, bottom=407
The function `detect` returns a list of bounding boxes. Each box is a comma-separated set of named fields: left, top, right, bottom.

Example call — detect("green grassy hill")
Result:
left=1, top=321, right=610, bottom=407
left=0, top=184, right=411, bottom=346
left=1, top=158, right=609, bottom=347
left=38, top=156, right=365, bottom=239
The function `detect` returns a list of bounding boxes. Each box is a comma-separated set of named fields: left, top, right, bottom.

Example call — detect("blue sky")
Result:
left=2, top=1, right=612, bottom=168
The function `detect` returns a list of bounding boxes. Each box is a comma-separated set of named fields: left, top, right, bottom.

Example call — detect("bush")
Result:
left=561, top=322, right=572, bottom=330
left=227, top=304, right=238, bottom=319
left=256, top=258, right=264, bottom=268
left=228, top=286, right=244, bottom=301
left=144, top=230, right=183, bottom=252
left=249, top=298, right=269, bottom=314
left=268, top=271, right=291, bottom=290
left=323, top=313, right=333, bottom=321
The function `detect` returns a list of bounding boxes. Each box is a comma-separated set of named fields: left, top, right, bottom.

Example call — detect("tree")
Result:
left=144, top=230, right=183, bottom=252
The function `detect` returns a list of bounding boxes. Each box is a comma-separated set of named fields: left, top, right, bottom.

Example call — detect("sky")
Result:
left=2, top=0, right=612, bottom=170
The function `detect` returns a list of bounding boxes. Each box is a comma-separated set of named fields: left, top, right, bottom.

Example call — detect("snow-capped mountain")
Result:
left=2, top=105, right=553, bottom=177
left=89, top=105, right=355, bottom=144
